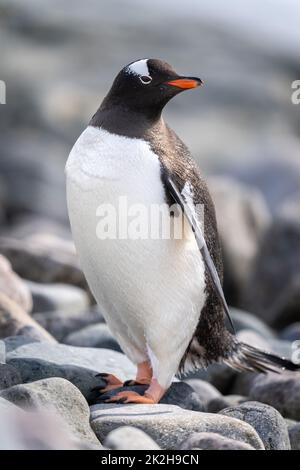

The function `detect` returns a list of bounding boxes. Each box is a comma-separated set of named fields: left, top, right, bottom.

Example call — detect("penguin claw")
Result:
left=105, top=391, right=156, bottom=404
left=92, top=373, right=124, bottom=395
left=123, top=379, right=150, bottom=387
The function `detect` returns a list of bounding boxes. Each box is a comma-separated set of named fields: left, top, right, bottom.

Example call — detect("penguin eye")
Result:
left=139, top=75, right=152, bottom=85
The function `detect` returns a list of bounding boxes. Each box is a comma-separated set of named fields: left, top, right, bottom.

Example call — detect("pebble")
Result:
left=26, top=280, right=89, bottom=314
left=184, top=379, right=221, bottom=409
left=33, top=306, right=104, bottom=342
left=7, top=357, right=106, bottom=403
left=6, top=341, right=136, bottom=381
left=287, top=422, right=300, bottom=450
left=220, top=401, right=290, bottom=450
left=207, top=395, right=248, bottom=413
left=90, top=403, right=264, bottom=450
left=0, top=255, right=32, bottom=312
left=179, top=432, right=255, bottom=450
left=0, top=364, right=22, bottom=391
left=63, top=323, right=121, bottom=351
left=104, top=426, right=160, bottom=450
left=0, top=378, right=101, bottom=448
left=0, top=236, right=87, bottom=290
left=280, top=323, right=300, bottom=342
left=0, top=292, right=56, bottom=343
left=249, top=373, right=300, bottom=421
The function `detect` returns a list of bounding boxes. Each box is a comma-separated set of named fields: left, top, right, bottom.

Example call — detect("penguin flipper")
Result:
left=166, top=175, right=235, bottom=334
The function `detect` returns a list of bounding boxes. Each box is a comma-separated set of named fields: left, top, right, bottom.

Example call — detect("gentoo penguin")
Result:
left=66, top=59, right=299, bottom=404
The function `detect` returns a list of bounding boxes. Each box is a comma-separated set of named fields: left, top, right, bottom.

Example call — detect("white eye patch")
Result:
left=139, top=75, right=152, bottom=84
left=126, top=59, right=150, bottom=77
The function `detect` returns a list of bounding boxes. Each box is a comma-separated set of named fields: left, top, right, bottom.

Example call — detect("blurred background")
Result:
left=1, top=0, right=300, bottom=326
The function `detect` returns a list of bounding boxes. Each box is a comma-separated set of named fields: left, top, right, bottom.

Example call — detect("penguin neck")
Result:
left=89, top=103, right=164, bottom=139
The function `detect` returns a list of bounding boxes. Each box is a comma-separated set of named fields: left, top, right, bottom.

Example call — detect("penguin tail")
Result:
left=224, top=342, right=300, bottom=374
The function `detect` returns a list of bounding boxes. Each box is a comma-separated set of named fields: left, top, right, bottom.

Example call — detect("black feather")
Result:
left=226, top=342, right=300, bottom=374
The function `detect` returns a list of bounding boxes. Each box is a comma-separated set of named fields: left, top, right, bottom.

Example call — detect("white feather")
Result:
left=65, top=126, right=206, bottom=389
left=126, top=59, right=149, bottom=77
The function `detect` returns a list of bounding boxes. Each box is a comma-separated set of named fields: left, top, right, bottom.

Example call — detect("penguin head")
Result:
left=101, top=59, right=203, bottom=119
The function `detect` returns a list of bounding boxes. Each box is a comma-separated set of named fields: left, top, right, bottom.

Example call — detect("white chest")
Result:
left=65, top=126, right=164, bottom=203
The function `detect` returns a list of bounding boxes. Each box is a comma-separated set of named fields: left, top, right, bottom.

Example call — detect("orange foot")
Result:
left=95, top=373, right=124, bottom=394
left=105, top=390, right=157, bottom=404
left=105, top=379, right=165, bottom=405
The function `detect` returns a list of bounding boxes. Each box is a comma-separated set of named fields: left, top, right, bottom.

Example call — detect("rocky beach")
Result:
left=0, top=0, right=300, bottom=451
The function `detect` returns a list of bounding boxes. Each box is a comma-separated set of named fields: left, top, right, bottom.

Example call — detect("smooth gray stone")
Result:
left=207, top=395, right=248, bottom=413
left=0, top=340, right=5, bottom=363
left=249, top=372, right=300, bottom=421
left=280, top=323, right=300, bottom=342
left=63, top=323, right=121, bottom=352
left=104, top=426, right=160, bottom=450
left=0, top=292, right=56, bottom=343
left=6, top=341, right=136, bottom=381
left=220, top=401, right=290, bottom=450
left=0, top=378, right=101, bottom=448
left=0, top=364, right=22, bottom=391
left=229, top=308, right=275, bottom=339
left=179, top=431, right=255, bottom=450
left=90, top=403, right=264, bottom=450
left=26, top=280, right=89, bottom=314
left=184, top=379, right=221, bottom=409
left=288, top=422, right=300, bottom=450
left=33, top=306, right=104, bottom=342
left=0, top=254, right=32, bottom=312
left=8, top=357, right=106, bottom=403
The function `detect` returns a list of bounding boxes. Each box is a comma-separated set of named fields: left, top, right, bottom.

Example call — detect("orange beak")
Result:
left=165, top=77, right=203, bottom=89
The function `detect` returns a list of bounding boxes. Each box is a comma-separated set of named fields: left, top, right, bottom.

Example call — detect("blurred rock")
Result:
left=6, top=341, right=136, bottom=381
left=237, top=329, right=294, bottom=360
left=1, top=215, right=72, bottom=241
left=26, top=280, right=89, bottom=314
left=64, top=323, right=121, bottom=351
left=0, top=407, right=94, bottom=450
left=0, top=364, right=22, bottom=391
left=207, top=395, right=248, bottom=413
left=3, top=335, right=41, bottom=354
left=0, top=176, right=7, bottom=225
left=0, top=237, right=87, bottom=290
left=249, top=372, right=300, bottom=421
left=184, top=379, right=221, bottom=409
left=232, top=372, right=258, bottom=397
left=0, top=292, right=56, bottom=343
left=280, top=323, right=300, bottom=342
left=8, top=357, right=106, bottom=403
left=104, top=426, right=160, bottom=450
left=209, top=176, right=271, bottom=305
left=33, top=306, right=104, bottom=341
left=0, top=255, right=32, bottom=312
left=245, top=214, right=300, bottom=328
left=277, top=191, right=300, bottom=224
left=0, top=396, right=21, bottom=413
left=288, top=422, right=300, bottom=450
left=0, top=131, right=69, bottom=223
left=236, top=329, right=270, bottom=351
left=95, top=382, right=205, bottom=412
left=220, top=401, right=290, bottom=450
left=187, top=362, right=237, bottom=394
left=0, top=339, right=6, bottom=363
left=235, top=161, right=300, bottom=216
left=229, top=307, right=275, bottom=339
left=179, top=432, right=255, bottom=450
left=90, top=403, right=264, bottom=450
left=0, top=378, right=101, bottom=448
